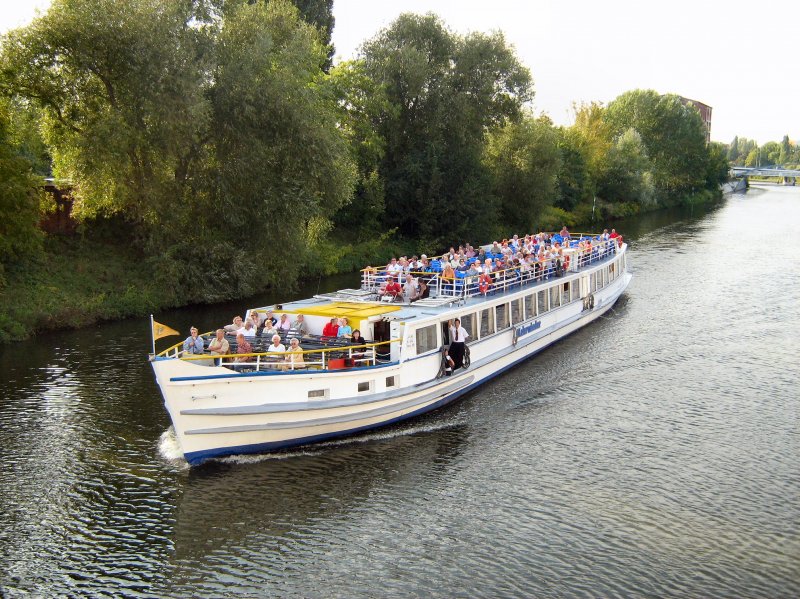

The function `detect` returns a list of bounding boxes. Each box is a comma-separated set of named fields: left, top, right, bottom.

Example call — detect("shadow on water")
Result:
left=168, top=425, right=469, bottom=568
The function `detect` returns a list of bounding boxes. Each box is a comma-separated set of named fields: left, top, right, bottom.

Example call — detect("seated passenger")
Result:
left=322, top=317, right=340, bottom=337
left=183, top=326, right=205, bottom=355
left=284, top=337, right=306, bottom=370
left=277, top=313, right=292, bottom=332
left=411, top=279, right=430, bottom=302
left=241, top=319, right=257, bottom=337
left=337, top=317, right=352, bottom=338
left=290, top=314, right=309, bottom=337
left=234, top=333, right=253, bottom=365
left=380, top=277, right=402, bottom=300
left=207, top=328, right=230, bottom=365
left=224, top=315, right=243, bottom=333
left=403, top=274, right=418, bottom=302
left=266, top=334, right=286, bottom=359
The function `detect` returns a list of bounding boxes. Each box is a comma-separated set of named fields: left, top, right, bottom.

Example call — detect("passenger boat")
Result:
left=151, top=234, right=631, bottom=465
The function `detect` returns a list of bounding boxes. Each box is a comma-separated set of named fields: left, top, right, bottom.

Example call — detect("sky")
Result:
left=2, top=0, right=798, bottom=144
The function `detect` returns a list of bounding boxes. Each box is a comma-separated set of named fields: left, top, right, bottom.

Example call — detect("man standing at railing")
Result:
left=183, top=327, right=205, bottom=355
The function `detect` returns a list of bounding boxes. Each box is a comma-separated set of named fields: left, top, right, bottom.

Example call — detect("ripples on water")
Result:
left=1, top=186, right=799, bottom=597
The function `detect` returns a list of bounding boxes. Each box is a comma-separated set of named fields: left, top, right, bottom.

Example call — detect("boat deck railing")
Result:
left=361, top=237, right=621, bottom=303
left=158, top=335, right=399, bottom=373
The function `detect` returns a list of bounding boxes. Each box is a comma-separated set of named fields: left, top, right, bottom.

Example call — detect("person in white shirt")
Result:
left=239, top=319, right=257, bottom=337
left=266, top=335, right=286, bottom=366
left=448, top=318, right=469, bottom=370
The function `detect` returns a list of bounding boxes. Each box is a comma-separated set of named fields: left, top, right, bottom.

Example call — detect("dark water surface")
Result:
left=1, top=186, right=798, bottom=598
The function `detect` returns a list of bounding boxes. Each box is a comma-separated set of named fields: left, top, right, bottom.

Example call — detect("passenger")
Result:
left=350, top=329, right=366, bottom=363
left=207, top=328, right=230, bottom=365
left=403, top=274, right=418, bottom=302
left=442, top=347, right=455, bottom=376
left=263, top=310, right=277, bottom=327
left=241, top=319, right=257, bottom=337
left=234, top=333, right=253, bottom=365
left=337, top=317, right=353, bottom=338
left=322, top=317, right=340, bottom=337
left=448, top=318, right=469, bottom=370
left=183, top=326, right=205, bottom=355
left=284, top=337, right=306, bottom=370
left=380, top=277, right=403, bottom=301
left=290, top=314, right=309, bottom=337
left=260, top=319, right=279, bottom=339
left=224, top=315, right=243, bottom=333
left=456, top=258, right=469, bottom=273
left=266, top=334, right=286, bottom=360
left=277, top=313, right=292, bottom=332
left=411, top=279, right=430, bottom=302
left=386, top=257, right=403, bottom=275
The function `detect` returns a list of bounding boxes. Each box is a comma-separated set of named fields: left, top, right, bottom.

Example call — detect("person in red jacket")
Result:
left=322, top=317, right=339, bottom=337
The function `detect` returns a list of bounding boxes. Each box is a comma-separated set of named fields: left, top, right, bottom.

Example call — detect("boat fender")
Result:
left=463, top=345, right=471, bottom=369
left=512, top=327, right=518, bottom=347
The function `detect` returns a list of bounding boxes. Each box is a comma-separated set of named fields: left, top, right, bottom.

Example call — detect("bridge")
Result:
left=730, top=166, right=799, bottom=185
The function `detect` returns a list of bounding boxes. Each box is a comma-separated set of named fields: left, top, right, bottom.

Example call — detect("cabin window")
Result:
left=496, top=303, right=509, bottom=330
left=571, top=281, right=581, bottom=303
left=609, top=262, right=616, bottom=280
left=480, top=308, right=495, bottom=338
left=549, top=285, right=561, bottom=309
left=461, top=313, right=477, bottom=343
left=590, top=273, right=597, bottom=292
left=537, top=290, right=548, bottom=314
left=357, top=381, right=373, bottom=393
left=511, top=299, right=524, bottom=325
left=308, top=389, right=329, bottom=399
left=525, top=293, right=536, bottom=318
left=562, top=282, right=571, bottom=304
left=415, top=325, right=438, bottom=354
left=386, top=376, right=396, bottom=387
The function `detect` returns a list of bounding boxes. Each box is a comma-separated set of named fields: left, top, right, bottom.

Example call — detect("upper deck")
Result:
left=157, top=233, right=625, bottom=370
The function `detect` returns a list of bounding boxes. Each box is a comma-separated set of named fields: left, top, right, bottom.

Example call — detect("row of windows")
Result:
left=415, top=259, right=622, bottom=354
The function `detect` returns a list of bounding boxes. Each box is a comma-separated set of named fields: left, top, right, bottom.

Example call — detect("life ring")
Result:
left=478, top=274, right=491, bottom=294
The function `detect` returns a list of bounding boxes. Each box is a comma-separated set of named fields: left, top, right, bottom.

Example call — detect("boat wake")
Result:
left=157, top=427, right=190, bottom=470
left=209, top=418, right=467, bottom=466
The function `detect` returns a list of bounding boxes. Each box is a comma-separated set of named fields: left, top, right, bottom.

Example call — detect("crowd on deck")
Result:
left=181, top=227, right=622, bottom=366
left=371, top=227, right=623, bottom=301
left=182, top=310, right=369, bottom=369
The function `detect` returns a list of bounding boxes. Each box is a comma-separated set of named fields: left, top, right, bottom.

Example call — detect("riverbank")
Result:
left=0, top=189, right=723, bottom=343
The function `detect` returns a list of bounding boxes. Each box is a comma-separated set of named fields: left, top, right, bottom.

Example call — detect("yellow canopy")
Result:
left=285, top=302, right=402, bottom=319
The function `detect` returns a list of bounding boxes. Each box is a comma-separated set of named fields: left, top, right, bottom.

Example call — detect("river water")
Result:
left=1, top=185, right=798, bottom=598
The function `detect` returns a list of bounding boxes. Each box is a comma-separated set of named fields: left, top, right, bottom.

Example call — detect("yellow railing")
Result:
left=161, top=338, right=401, bottom=372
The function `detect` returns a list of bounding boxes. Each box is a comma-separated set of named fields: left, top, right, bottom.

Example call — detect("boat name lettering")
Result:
left=515, top=320, right=541, bottom=338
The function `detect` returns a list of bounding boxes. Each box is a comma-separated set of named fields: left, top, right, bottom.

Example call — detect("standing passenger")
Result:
left=448, top=318, right=469, bottom=370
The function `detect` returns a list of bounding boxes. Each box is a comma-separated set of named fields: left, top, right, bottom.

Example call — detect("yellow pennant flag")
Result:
left=152, top=319, right=180, bottom=341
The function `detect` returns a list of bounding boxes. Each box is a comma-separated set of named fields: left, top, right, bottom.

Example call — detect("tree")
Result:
left=728, top=136, right=739, bottom=162
left=597, top=127, right=655, bottom=206
left=554, top=127, right=591, bottom=212
left=603, top=90, right=708, bottom=200
left=1, top=0, right=355, bottom=299
left=360, top=13, right=532, bottom=244
left=484, top=115, right=561, bottom=233
left=0, top=99, right=41, bottom=278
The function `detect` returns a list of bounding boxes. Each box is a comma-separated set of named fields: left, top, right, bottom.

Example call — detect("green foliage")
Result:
left=484, top=114, right=561, bottom=234
left=603, top=90, right=708, bottom=198
left=0, top=99, right=42, bottom=278
left=554, top=127, right=591, bottom=211
left=359, top=13, right=532, bottom=244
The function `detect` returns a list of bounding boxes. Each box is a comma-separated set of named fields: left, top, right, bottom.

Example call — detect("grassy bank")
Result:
left=0, top=235, right=177, bottom=342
